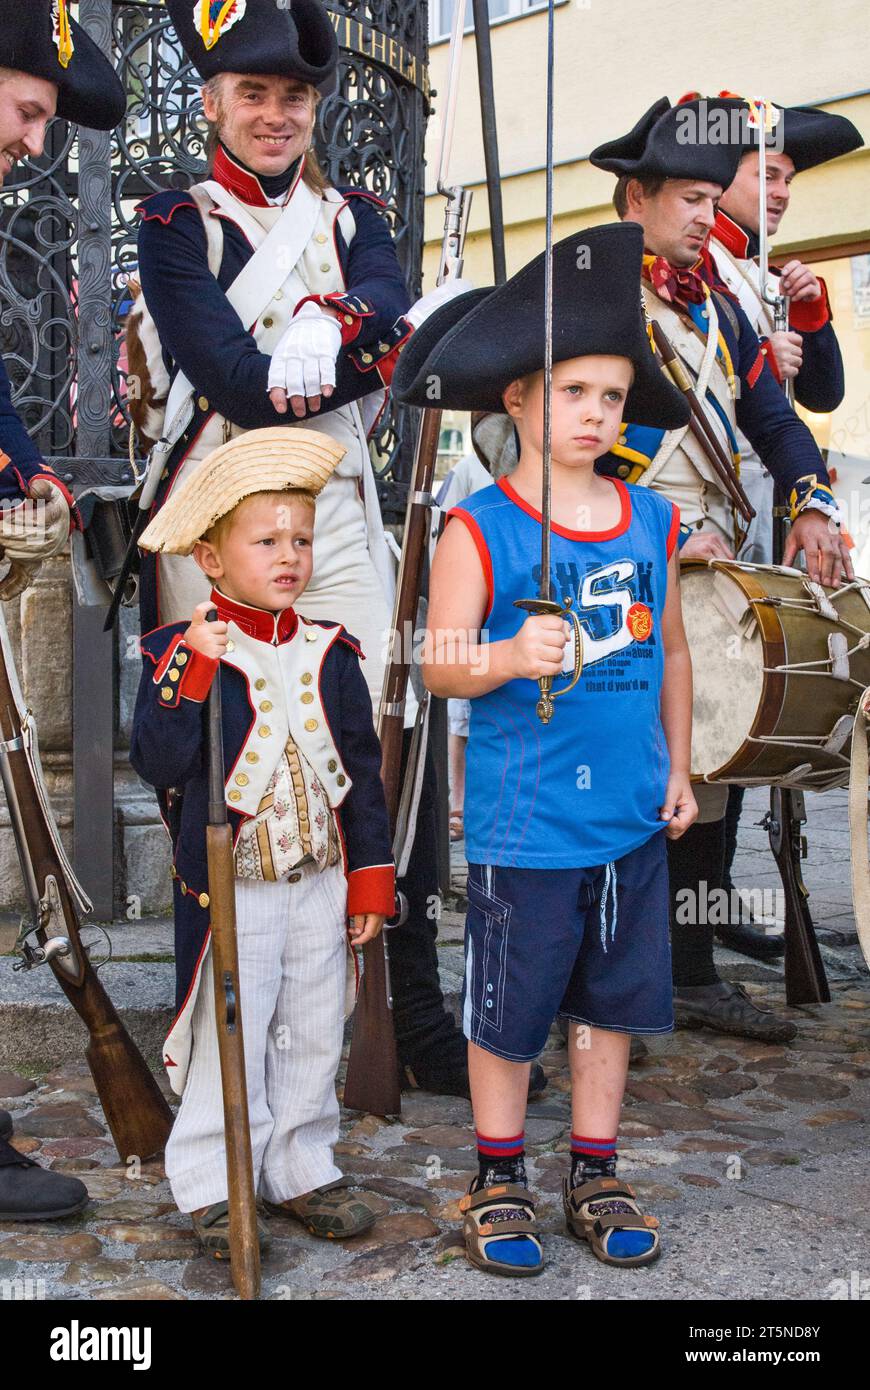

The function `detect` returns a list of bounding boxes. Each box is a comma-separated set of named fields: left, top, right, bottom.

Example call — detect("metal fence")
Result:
left=0, top=0, right=430, bottom=915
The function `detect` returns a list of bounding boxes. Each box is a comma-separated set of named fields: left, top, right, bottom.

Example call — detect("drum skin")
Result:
left=681, top=560, right=870, bottom=787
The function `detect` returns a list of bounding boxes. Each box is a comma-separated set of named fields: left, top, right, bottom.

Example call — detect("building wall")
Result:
left=422, top=0, right=870, bottom=284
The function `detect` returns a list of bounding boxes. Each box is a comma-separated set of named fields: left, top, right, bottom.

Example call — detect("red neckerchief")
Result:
left=643, top=246, right=731, bottom=310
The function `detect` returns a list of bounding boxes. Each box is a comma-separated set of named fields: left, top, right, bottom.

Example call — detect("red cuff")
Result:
left=374, top=327, right=413, bottom=386
left=153, top=635, right=218, bottom=706
left=346, top=863, right=396, bottom=918
left=788, top=277, right=831, bottom=333
left=30, top=471, right=80, bottom=532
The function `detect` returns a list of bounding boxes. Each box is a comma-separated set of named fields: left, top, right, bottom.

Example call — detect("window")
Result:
left=429, top=0, right=547, bottom=44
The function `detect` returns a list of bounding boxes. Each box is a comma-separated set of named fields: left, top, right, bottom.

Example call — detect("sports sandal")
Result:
left=263, top=1178, right=376, bottom=1239
left=562, top=1175, right=660, bottom=1267
left=459, top=1182, right=544, bottom=1277
left=190, top=1200, right=272, bottom=1260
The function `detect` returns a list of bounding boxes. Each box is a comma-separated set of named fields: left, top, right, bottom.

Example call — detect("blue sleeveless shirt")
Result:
left=450, top=477, right=679, bottom=869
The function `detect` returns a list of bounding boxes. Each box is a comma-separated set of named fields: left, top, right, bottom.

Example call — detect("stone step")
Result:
left=0, top=936, right=467, bottom=1070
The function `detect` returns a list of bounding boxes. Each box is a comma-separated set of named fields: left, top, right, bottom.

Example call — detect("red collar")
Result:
left=211, top=588, right=299, bottom=643
left=210, top=144, right=306, bottom=208
left=712, top=210, right=752, bottom=259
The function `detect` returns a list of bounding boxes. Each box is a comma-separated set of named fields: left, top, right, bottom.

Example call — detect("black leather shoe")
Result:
left=673, top=980, right=796, bottom=1043
left=0, top=1111, right=12, bottom=1142
left=715, top=884, right=786, bottom=960
left=0, top=1139, right=89, bottom=1220
left=715, top=919, right=785, bottom=960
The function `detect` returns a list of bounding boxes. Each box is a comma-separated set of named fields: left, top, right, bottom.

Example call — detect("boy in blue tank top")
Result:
left=393, top=224, right=697, bottom=1277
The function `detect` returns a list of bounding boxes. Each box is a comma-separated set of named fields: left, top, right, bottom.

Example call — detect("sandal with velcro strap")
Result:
left=459, top=1182, right=544, bottom=1277
left=190, top=1200, right=272, bottom=1260
left=562, top=1175, right=660, bottom=1267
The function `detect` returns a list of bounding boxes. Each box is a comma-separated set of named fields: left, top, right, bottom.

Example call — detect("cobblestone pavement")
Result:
left=0, top=789, right=867, bottom=1301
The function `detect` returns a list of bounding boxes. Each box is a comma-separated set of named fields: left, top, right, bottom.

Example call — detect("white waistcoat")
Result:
left=639, top=284, right=745, bottom=548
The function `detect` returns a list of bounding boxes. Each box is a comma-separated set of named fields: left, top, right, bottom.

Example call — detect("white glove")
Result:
left=267, top=301, right=343, bottom=406
left=0, top=477, right=70, bottom=562
left=404, top=277, right=473, bottom=332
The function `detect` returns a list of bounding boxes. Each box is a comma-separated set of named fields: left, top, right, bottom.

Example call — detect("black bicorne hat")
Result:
left=1, top=0, right=126, bottom=130
left=392, top=223, right=690, bottom=430
left=167, top=0, right=338, bottom=92
left=590, top=95, right=746, bottom=189
left=706, top=93, right=864, bottom=173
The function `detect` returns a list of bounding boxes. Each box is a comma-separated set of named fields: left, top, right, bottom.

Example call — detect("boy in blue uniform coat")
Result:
left=131, top=427, right=395, bottom=1253
left=394, top=223, right=698, bottom=1276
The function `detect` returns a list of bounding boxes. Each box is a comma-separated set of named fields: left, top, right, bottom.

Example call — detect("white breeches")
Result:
left=164, top=863, right=348, bottom=1212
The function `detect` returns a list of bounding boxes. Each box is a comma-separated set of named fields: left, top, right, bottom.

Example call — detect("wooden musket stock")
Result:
left=0, top=635, right=172, bottom=1162
left=205, top=611, right=260, bottom=1298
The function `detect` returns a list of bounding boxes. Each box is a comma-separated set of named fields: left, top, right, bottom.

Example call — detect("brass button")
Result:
left=176, top=651, right=188, bottom=666
left=226, top=640, right=235, bottom=653
left=301, top=672, right=313, bottom=685
left=320, top=262, right=331, bottom=273
left=360, top=352, right=373, bottom=364
left=617, top=465, right=630, bottom=479
left=274, top=289, right=284, bottom=301
left=245, top=751, right=259, bottom=764
left=304, top=631, right=318, bottom=643
left=180, top=881, right=187, bottom=894
left=259, top=725, right=271, bottom=738
left=288, top=872, right=302, bottom=883
left=344, top=314, right=354, bottom=325
left=161, top=686, right=173, bottom=700
left=378, top=341, right=389, bottom=352
left=263, top=316, right=274, bottom=328
left=198, top=892, right=210, bottom=909
left=228, top=790, right=241, bottom=802
left=316, top=233, right=327, bottom=244
left=254, top=678, right=266, bottom=690
left=235, top=773, right=249, bottom=787
left=197, top=396, right=209, bottom=411
left=304, top=718, right=318, bottom=732
left=336, top=774, right=346, bottom=787
left=170, top=865, right=178, bottom=879
left=301, top=692, right=314, bottom=704
left=327, top=759, right=337, bottom=773
left=259, top=700, right=273, bottom=713
left=168, top=668, right=180, bottom=682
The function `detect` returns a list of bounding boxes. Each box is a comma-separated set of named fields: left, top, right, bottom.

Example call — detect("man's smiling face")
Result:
left=0, top=69, right=58, bottom=187
left=202, top=72, right=316, bottom=176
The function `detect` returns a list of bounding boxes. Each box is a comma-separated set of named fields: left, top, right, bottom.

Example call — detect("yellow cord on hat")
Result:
left=56, top=0, right=74, bottom=69
left=201, top=0, right=238, bottom=50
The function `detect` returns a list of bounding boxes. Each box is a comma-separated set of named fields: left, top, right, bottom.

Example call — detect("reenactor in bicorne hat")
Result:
left=587, top=95, right=852, bottom=1043
left=697, top=93, right=863, bottom=962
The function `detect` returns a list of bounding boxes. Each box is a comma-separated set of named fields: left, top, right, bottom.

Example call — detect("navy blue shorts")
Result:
left=462, top=832, right=673, bottom=1061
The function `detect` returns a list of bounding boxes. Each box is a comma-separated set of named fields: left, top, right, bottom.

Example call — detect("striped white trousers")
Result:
left=165, top=863, right=348, bottom=1213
